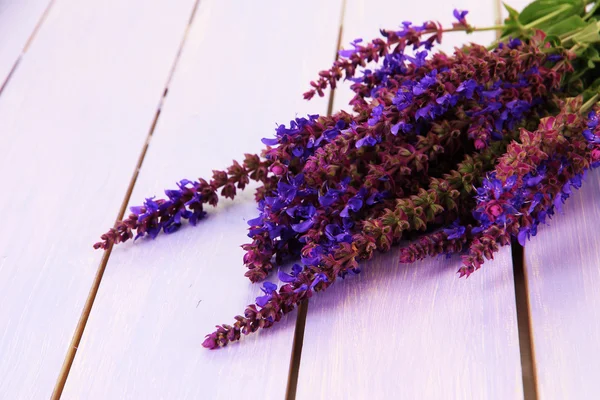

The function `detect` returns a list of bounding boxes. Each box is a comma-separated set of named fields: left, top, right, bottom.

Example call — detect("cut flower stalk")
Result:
left=95, top=1, right=600, bottom=348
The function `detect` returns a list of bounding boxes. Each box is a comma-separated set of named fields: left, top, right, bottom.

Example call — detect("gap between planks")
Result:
left=50, top=0, right=202, bottom=398
left=511, top=242, right=539, bottom=400
left=0, top=0, right=57, bottom=96
left=493, top=0, right=538, bottom=397
left=285, top=0, right=347, bottom=398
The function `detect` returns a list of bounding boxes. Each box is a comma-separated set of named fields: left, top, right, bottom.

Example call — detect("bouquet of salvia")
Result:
left=96, top=0, right=600, bottom=349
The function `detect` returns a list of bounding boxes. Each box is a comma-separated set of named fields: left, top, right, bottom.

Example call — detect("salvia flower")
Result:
left=93, top=5, right=600, bottom=349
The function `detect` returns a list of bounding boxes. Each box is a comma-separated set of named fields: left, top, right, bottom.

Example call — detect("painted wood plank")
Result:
left=0, top=0, right=52, bottom=88
left=296, top=1, right=524, bottom=398
left=0, top=0, right=197, bottom=398
left=61, top=0, right=344, bottom=398
left=297, top=250, right=522, bottom=399
left=499, top=2, right=600, bottom=398
left=523, top=169, right=600, bottom=399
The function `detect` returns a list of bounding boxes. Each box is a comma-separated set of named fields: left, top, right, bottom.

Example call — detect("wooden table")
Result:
left=1, top=0, right=598, bottom=398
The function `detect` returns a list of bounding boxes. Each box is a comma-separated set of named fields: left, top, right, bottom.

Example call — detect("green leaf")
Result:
left=501, top=3, right=523, bottom=37
left=503, top=2, right=521, bottom=22
left=581, top=78, right=600, bottom=101
left=591, top=77, right=600, bottom=90
left=519, top=0, right=585, bottom=26
left=573, top=22, right=600, bottom=44
left=545, top=15, right=586, bottom=36
left=543, top=34, right=562, bottom=46
left=584, top=46, right=600, bottom=61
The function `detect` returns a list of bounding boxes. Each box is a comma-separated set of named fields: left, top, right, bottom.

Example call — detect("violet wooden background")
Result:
left=0, top=0, right=597, bottom=399
left=296, top=1, right=523, bottom=399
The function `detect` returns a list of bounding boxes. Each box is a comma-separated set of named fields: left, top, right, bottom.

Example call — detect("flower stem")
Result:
left=523, top=5, right=570, bottom=30
left=582, top=94, right=599, bottom=113
left=441, top=25, right=505, bottom=34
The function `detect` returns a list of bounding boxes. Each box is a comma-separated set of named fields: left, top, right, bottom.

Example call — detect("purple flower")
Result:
left=505, top=175, right=517, bottom=190
left=453, top=9, right=469, bottom=25
left=320, top=120, right=347, bottom=144
left=256, top=282, right=277, bottom=307
left=291, top=218, right=315, bottom=233
left=482, top=88, right=503, bottom=98
left=517, top=227, right=530, bottom=246
left=261, top=137, right=279, bottom=146
left=415, top=103, right=432, bottom=120
left=310, top=273, right=329, bottom=289
left=508, top=37, right=522, bottom=49
left=278, top=264, right=303, bottom=283
left=588, top=111, right=599, bottom=128
left=368, top=104, right=384, bottom=126
left=319, top=188, right=341, bottom=207
left=393, top=89, right=414, bottom=110
left=339, top=38, right=363, bottom=58
left=366, top=191, right=386, bottom=205
left=506, top=99, right=530, bottom=120
left=291, top=205, right=317, bottom=233
left=391, top=121, right=413, bottom=135
left=277, top=182, right=297, bottom=204
left=436, top=93, right=458, bottom=106
left=525, top=174, right=544, bottom=187
left=340, top=191, right=366, bottom=217
left=546, top=54, right=563, bottom=63
left=583, top=128, right=600, bottom=144
left=355, top=135, right=378, bottom=148
left=483, top=176, right=503, bottom=200
left=293, top=284, right=309, bottom=294
left=443, top=220, right=466, bottom=240
left=404, top=50, right=428, bottom=68
left=456, top=79, right=478, bottom=99
left=413, top=70, right=438, bottom=95
left=472, top=101, right=502, bottom=116
left=528, top=193, right=544, bottom=213
left=301, top=245, right=324, bottom=266
left=324, top=224, right=352, bottom=243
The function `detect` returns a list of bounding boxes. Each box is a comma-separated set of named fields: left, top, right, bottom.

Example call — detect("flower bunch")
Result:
left=95, top=0, right=600, bottom=349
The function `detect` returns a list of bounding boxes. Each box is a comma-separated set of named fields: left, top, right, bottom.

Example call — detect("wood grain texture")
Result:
left=297, top=250, right=522, bottom=399
left=498, top=2, right=600, bottom=398
left=0, top=0, right=197, bottom=398
left=61, top=0, right=344, bottom=398
left=296, top=1, right=524, bottom=398
left=524, top=169, right=600, bottom=400
left=0, top=0, right=52, bottom=88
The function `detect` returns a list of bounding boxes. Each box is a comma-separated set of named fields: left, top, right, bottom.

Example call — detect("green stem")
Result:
left=523, top=5, right=571, bottom=30
left=439, top=25, right=505, bottom=34
left=569, top=67, right=590, bottom=83
left=582, top=94, right=599, bottom=112
left=561, top=21, right=600, bottom=43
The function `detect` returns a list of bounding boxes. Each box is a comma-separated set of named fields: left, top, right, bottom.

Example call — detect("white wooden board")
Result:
left=296, top=1, right=524, bottom=398
left=61, top=0, right=344, bottom=398
left=0, top=0, right=52, bottom=89
left=497, top=1, right=600, bottom=398
left=0, top=0, right=197, bottom=397
left=524, top=168, right=600, bottom=399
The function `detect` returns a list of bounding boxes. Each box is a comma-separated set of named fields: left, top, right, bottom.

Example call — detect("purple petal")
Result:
left=291, top=218, right=315, bottom=233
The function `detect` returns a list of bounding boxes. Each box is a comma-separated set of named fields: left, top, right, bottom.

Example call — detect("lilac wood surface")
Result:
left=61, top=0, right=344, bottom=398
left=498, top=1, right=600, bottom=398
left=524, top=168, right=600, bottom=399
left=296, top=0, right=524, bottom=398
left=0, top=0, right=52, bottom=88
left=297, top=249, right=523, bottom=399
left=0, top=0, right=197, bottom=397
